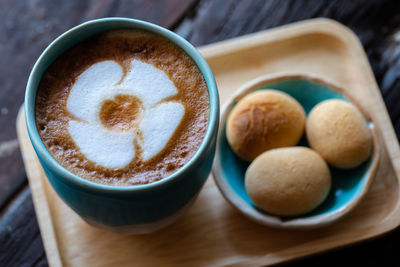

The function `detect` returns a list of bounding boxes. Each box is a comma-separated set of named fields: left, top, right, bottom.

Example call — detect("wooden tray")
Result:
left=17, top=19, right=400, bottom=266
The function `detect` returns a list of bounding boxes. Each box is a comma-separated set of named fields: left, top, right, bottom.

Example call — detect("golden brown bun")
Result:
left=306, top=99, right=372, bottom=169
left=226, top=90, right=306, bottom=161
left=245, top=147, right=331, bottom=216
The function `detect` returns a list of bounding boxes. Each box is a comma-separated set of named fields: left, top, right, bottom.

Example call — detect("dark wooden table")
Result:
left=1, top=0, right=400, bottom=266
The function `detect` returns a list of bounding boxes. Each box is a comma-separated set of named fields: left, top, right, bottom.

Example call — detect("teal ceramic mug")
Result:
left=24, top=18, right=219, bottom=234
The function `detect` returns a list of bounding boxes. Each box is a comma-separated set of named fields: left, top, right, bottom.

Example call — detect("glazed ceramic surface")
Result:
left=213, top=73, right=379, bottom=229
left=25, top=18, right=219, bottom=233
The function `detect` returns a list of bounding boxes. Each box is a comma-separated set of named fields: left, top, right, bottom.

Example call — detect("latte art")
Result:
left=67, top=60, right=185, bottom=168
left=35, top=29, right=209, bottom=186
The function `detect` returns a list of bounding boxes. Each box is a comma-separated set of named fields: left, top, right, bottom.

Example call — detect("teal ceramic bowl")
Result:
left=25, top=18, right=219, bottom=234
left=212, top=73, right=379, bottom=229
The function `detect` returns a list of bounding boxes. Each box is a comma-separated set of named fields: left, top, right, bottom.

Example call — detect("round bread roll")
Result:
left=245, top=147, right=331, bottom=217
left=306, top=99, right=372, bottom=169
left=226, top=90, right=306, bottom=161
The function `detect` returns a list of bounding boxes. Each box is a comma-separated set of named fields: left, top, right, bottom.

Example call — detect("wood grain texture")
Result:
left=0, top=188, right=47, bottom=267
left=3, top=0, right=400, bottom=266
left=0, top=0, right=197, bottom=212
left=17, top=20, right=400, bottom=266
left=0, top=0, right=197, bottom=266
left=177, top=0, right=400, bottom=133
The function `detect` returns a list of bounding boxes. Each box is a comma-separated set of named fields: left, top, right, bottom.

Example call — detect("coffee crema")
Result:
left=35, top=29, right=210, bottom=186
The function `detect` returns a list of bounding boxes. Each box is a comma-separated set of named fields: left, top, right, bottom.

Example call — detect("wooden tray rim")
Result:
left=199, top=17, right=400, bottom=235
left=17, top=18, right=400, bottom=266
left=17, top=107, right=63, bottom=267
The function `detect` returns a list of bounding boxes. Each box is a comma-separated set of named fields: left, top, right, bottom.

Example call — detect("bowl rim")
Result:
left=212, top=72, right=380, bottom=229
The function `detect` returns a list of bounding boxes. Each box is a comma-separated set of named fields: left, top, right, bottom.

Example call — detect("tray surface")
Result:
left=17, top=19, right=400, bottom=266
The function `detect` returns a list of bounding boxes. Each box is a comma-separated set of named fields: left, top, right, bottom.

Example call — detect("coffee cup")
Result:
left=25, top=18, right=219, bottom=234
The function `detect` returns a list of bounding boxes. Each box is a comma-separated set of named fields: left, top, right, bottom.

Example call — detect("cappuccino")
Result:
left=35, top=29, right=209, bottom=186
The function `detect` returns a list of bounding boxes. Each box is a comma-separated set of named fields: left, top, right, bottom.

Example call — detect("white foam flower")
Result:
left=67, top=60, right=185, bottom=168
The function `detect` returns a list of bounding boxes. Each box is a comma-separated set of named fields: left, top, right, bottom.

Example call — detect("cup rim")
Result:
left=25, top=17, right=219, bottom=193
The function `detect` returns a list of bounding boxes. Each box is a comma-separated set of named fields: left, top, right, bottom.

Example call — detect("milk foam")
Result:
left=68, top=121, right=135, bottom=168
left=139, top=102, right=185, bottom=161
left=67, top=59, right=185, bottom=168
left=67, top=61, right=123, bottom=123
